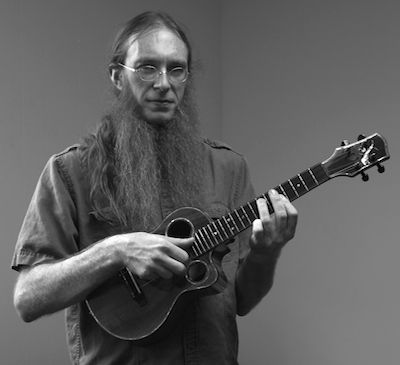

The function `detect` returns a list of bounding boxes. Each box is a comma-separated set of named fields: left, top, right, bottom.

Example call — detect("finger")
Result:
left=133, top=265, right=158, bottom=281
left=162, top=242, right=189, bottom=263
left=162, top=236, right=193, bottom=262
left=283, top=200, right=298, bottom=238
left=166, top=236, right=195, bottom=248
left=268, top=190, right=287, bottom=228
left=256, top=198, right=272, bottom=222
left=255, top=198, right=274, bottom=241
left=251, top=218, right=266, bottom=244
left=153, top=264, right=173, bottom=280
left=161, top=256, right=187, bottom=276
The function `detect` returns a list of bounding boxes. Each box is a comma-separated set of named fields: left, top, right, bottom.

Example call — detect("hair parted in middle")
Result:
left=108, top=11, right=193, bottom=77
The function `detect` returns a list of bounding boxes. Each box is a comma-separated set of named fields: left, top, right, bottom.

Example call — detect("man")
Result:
left=12, top=11, right=298, bottom=365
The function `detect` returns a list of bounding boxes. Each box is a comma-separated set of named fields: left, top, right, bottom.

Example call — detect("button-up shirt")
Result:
left=12, top=139, right=255, bottom=364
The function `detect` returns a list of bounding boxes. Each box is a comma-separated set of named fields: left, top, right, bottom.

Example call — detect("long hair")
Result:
left=81, top=12, right=203, bottom=230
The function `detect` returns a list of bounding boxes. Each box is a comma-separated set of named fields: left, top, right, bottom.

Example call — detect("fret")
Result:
left=300, top=170, right=316, bottom=191
left=211, top=221, right=224, bottom=242
left=194, top=243, right=202, bottom=256
left=228, top=210, right=241, bottom=229
left=205, top=225, right=219, bottom=246
left=234, top=209, right=245, bottom=229
left=281, top=181, right=297, bottom=201
left=228, top=213, right=240, bottom=232
left=312, top=164, right=330, bottom=185
left=197, top=230, right=208, bottom=253
left=243, top=203, right=256, bottom=222
left=288, top=179, right=300, bottom=198
left=247, top=201, right=258, bottom=219
left=201, top=228, right=214, bottom=250
left=192, top=234, right=202, bottom=254
left=297, top=174, right=309, bottom=191
left=291, top=175, right=307, bottom=196
left=278, top=184, right=290, bottom=199
left=199, top=228, right=208, bottom=253
left=239, top=206, right=252, bottom=225
left=221, top=216, right=234, bottom=237
left=308, top=168, right=319, bottom=185
left=191, top=241, right=201, bottom=256
left=201, top=227, right=214, bottom=249
left=223, top=215, right=237, bottom=235
left=216, top=218, right=229, bottom=238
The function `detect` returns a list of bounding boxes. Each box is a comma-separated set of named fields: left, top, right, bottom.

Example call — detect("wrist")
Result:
left=247, top=247, right=281, bottom=265
left=97, top=235, right=127, bottom=269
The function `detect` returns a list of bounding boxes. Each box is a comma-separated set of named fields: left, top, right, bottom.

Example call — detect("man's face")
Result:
left=119, top=27, right=189, bottom=125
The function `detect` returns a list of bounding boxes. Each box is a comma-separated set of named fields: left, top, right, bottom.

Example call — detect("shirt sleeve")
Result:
left=11, top=154, right=79, bottom=271
left=233, top=156, right=256, bottom=264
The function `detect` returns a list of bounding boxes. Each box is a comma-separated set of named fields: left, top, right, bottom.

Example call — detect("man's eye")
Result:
left=140, top=65, right=157, bottom=75
left=169, top=67, right=185, bottom=76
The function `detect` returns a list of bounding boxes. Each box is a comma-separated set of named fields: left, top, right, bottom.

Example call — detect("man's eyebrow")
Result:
left=133, top=57, right=187, bottom=67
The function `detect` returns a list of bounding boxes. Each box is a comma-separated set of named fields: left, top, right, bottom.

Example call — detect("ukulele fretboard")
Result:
left=191, top=163, right=329, bottom=257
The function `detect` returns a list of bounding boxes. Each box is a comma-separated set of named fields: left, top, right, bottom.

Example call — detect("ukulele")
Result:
left=86, top=133, right=389, bottom=343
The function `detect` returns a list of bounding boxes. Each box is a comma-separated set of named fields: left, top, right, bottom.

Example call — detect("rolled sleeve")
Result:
left=11, top=155, right=79, bottom=271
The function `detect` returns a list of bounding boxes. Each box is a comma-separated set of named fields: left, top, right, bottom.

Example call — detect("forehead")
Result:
left=125, top=27, right=188, bottom=65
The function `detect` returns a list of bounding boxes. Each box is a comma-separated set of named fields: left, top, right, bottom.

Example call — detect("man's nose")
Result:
left=153, top=71, right=171, bottom=91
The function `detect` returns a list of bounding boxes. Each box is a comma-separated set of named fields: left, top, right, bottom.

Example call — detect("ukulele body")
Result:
left=86, top=207, right=228, bottom=344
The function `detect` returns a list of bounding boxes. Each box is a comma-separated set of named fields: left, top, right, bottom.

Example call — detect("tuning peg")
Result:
left=361, top=171, right=369, bottom=182
left=377, top=163, right=385, bottom=173
left=358, top=134, right=366, bottom=141
left=341, top=140, right=349, bottom=146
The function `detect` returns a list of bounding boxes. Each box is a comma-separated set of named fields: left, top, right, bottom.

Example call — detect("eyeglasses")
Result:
left=118, top=63, right=189, bottom=84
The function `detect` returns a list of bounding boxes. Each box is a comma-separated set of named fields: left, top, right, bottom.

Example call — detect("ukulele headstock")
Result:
left=322, top=133, right=390, bottom=181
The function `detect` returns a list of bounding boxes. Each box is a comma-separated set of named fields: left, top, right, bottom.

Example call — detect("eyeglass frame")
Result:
left=117, top=63, right=189, bottom=84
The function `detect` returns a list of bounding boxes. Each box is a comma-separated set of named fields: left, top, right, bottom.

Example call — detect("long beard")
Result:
left=109, top=84, right=205, bottom=231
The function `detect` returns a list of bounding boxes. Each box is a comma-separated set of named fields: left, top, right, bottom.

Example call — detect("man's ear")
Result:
left=110, top=66, right=123, bottom=91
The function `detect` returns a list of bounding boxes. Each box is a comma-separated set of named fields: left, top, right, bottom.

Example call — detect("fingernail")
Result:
left=270, top=189, right=278, bottom=196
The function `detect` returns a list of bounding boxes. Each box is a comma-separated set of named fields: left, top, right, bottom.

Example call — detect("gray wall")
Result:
left=222, top=1, right=400, bottom=364
left=2, top=1, right=400, bottom=364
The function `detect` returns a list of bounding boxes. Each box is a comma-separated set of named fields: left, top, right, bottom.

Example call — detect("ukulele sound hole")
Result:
left=166, top=218, right=194, bottom=238
left=186, top=260, right=209, bottom=284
